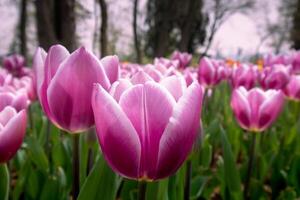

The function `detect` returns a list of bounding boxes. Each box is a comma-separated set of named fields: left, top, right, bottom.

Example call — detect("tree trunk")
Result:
left=20, top=0, right=27, bottom=60
left=133, top=0, right=142, bottom=63
left=55, top=0, right=77, bottom=51
left=99, top=0, right=108, bottom=57
left=291, top=0, right=300, bottom=50
left=35, top=0, right=57, bottom=50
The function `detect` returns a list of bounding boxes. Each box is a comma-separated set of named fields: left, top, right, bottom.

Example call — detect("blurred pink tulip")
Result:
left=292, top=52, right=300, bottom=74
left=283, top=75, right=300, bottom=101
left=34, top=45, right=119, bottom=133
left=171, top=51, right=192, bottom=69
left=0, top=88, right=29, bottom=112
left=260, top=65, right=290, bottom=90
left=154, top=57, right=180, bottom=69
left=231, top=87, right=284, bottom=132
left=2, top=54, right=31, bottom=77
left=231, top=65, right=257, bottom=90
left=92, top=76, right=203, bottom=180
left=0, top=106, right=27, bottom=163
left=197, top=57, right=226, bottom=87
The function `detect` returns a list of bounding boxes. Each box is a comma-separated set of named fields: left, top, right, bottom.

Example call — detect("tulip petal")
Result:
left=258, top=91, right=284, bottom=131
left=100, top=55, right=119, bottom=84
left=109, top=79, right=132, bottom=102
left=0, top=106, right=17, bottom=126
left=231, top=88, right=251, bottom=130
left=156, top=82, right=203, bottom=179
left=33, top=47, right=47, bottom=99
left=247, top=88, right=266, bottom=126
left=0, top=109, right=26, bottom=163
left=47, top=47, right=110, bottom=132
left=92, top=83, right=141, bottom=178
left=198, top=57, right=214, bottom=86
left=39, top=45, right=70, bottom=121
left=160, top=76, right=187, bottom=101
left=131, top=71, right=153, bottom=85
left=0, top=93, right=14, bottom=111
left=119, top=82, right=176, bottom=178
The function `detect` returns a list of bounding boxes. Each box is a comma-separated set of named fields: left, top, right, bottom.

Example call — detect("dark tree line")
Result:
left=145, top=0, right=207, bottom=57
left=14, top=0, right=300, bottom=61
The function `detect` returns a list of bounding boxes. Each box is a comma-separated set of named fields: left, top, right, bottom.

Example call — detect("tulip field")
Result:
left=0, top=46, right=300, bottom=200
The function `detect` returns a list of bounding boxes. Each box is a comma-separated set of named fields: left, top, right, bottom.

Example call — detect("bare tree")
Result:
left=35, top=0, right=77, bottom=51
left=19, top=0, right=27, bottom=60
left=202, top=0, right=254, bottom=57
left=99, top=0, right=108, bottom=57
left=133, top=0, right=142, bottom=63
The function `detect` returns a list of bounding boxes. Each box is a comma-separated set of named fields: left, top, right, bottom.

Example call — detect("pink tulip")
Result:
left=283, top=75, right=300, bottom=101
left=92, top=76, right=203, bottom=180
left=230, top=65, right=257, bottom=90
left=2, top=54, right=30, bottom=77
left=171, top=51, right=192, bottom=69
left=0, top=106, right=27, bottom=163
left=0, top=87, right=29, bottom=112
left=231, top=87, right=284, bottom=132
left=183, top=68, right=197, bottom=86
left=34, top=45, right=119, bottom=133
left=154, top=57, right=180, bottom=69
left=197, top=57, right=226, bottom=88
left=260, top=65, right=290, bottom=90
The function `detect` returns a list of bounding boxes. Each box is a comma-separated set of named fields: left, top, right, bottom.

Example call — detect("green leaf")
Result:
left=26, top=136, right=49, bottom=172
left=0, top=164, right=9, bottom=200
left=78, top=156, right=118, bottom=200
left=219, top=126, right=242, bottom=199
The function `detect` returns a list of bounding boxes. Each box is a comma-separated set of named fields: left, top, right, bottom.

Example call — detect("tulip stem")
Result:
left=72, top=134, right=80, bottom=199
left=138, top=181, right=147, bottom=200
left=244, top=133, right=257, bottom=199
left=0, top=164, right=9, bottom=200
left=184, top=160, right=192, bottom=200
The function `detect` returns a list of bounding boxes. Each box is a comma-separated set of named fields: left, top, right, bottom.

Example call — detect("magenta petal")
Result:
left=247, top=88, right=266, bottom=126
left=0, top=93, right=14, bottom=111
left=109, top=79, right=132, bottom=102
left=119, top=82, right=176, bottom=178
left=0, top=106, right=17, bottom=126
left=258, top=90, right=284, bottom=131
left=32, top=47, right=47, bottom=100
left=12, top=93, right=29, bottom=112
left=92, top=83, right=141, bottom=179
left=231, top=88, right=251, bottom=130
left=156, top=82, right=203, bottom=179
left=39, top=45, right=70, bottom=121
left=131, top=71, right=154, bottom=85
left=160, top=76, right=187, bottom=101
left=198, top=57, right=214, bottom=86
left=100, top=55, right=120, bottom=84
left=0, top=109, right=26, bottom=163
left=47, top=47, right=110, bottom=132
left=44, top=45, right=70, bottom=84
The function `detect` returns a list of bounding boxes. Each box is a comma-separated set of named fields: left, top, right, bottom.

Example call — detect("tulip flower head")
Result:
left=231, top=87, right=284, bottom=132
left=0, top=106, right=27, bottom=163
left=92, top=74, right=203, bottom=180
left=283, top=75, right=300, bottom=101
left=260, top=65, right=290, bottom=90
left=230, top=65, right=257, bottom=90
left=198, top=57, right=226, bottom=88
left=34, top=45, right=119, bottom=133
left=171, top=51, right=192, bottom=69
